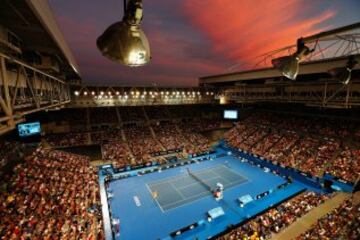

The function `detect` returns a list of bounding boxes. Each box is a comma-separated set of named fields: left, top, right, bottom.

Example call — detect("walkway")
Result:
left=271, top=192, right=350, bottom=240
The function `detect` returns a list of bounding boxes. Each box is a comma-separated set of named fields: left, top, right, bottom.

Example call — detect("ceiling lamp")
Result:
left=328, top=55, right=358, bottom=85
left=272, top=38, right=313, bottom=80
left=97, top=0, right=150, bottom=67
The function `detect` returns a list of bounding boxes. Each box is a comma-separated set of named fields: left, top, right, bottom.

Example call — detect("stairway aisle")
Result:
left=271, top=192, right=350, bottom=240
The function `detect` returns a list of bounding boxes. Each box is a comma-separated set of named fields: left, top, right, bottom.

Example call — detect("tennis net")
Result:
left=186, top=168, right=213, bottom=192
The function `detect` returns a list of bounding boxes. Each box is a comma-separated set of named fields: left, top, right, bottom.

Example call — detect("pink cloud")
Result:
left=54, top=13, right=222, bottom=86
left=183, top=0, right=336, bottom=68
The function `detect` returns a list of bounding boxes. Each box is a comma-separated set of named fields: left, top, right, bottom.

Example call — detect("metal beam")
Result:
left=0, top=52, right=65, bottom=84
left=0, top=52, right=71, bottom=135
left=221, top=80, right=360, bottom=108
left=200, top=55, right=360, bottom=84
left=303, top=21, right=360, bottom=43
left=200, top=23, right=360, bottom=85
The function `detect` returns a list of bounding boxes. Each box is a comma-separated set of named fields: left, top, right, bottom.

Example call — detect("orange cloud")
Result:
left=183, top=0, right=336, bottom=68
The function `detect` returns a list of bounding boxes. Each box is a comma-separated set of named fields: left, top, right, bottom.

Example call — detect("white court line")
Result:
left=145, top=183, right=165, bottom=213
left=218, top=164, right=250, bottom=182
left=176, top=175, right=221, bottom=190
left=160, top=176, right=249, bottom=211
left=169, top=182, right=186, bottom=199
left=161, top=188, right=210, bottom=210
left=148, top=164, right=225, bottom=187
left=209, top=168, right=223, bottom=180
left=147, top=163, right=251, bottom=212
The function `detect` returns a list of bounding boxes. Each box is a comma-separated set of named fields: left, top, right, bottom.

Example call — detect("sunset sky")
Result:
left=49, top=0, right=360, bottom=86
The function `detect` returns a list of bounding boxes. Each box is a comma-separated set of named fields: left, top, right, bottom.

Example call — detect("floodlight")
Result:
left=328, top=55, right=358, bottom=85
left=272, top=38, right=313, bottom=80
left=97, top=0, right=150, bottom=67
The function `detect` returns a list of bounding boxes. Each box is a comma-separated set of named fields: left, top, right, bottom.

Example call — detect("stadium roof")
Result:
left=199, top=54, right=360, bottom=85
left=0, top=0, right=80, bottom=79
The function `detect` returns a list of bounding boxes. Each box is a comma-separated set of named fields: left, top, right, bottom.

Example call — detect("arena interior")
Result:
left=0, top=1, right=360, bottom=240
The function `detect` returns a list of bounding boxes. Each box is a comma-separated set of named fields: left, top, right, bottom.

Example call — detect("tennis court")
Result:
left=147, top=164, right=248, bottom=211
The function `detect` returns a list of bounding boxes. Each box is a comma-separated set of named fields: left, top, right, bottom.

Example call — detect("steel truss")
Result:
left=222, top=80, right=360, bottom=108
left=0, top=53, right=70, bottom=135
left=227, top=32, right=360, bottom=73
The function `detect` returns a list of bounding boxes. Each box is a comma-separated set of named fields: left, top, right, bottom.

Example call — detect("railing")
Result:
left=221, top=80, right=360, bottom=108
left=0, top=52, right=70, bottom=135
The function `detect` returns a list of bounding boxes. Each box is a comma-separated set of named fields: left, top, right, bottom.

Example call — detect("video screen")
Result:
left=224, top=110, right=238, bottom=120
left=17, top=122, right=41, bottom=137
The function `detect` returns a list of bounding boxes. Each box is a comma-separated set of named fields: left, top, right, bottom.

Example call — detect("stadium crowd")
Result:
left=46, top=132, right=89, bottom=147
left=124, top=125, right=162, bottom=164
left=102, top=141, right=133, bottom=168
left=0, top=141, right=15, bottom=172
left=44, top=120, right=214, bottom=168
left=217, top=191, right=330, bottom=240
left=0, top=148, right=103, bottom=239
left=326, top=147, right=360, bottom=183
left=296, top=198, right=360, bottom=239
left=153, top=123, right=185, bottom=151
left=225, top=113, right=360, bottom=182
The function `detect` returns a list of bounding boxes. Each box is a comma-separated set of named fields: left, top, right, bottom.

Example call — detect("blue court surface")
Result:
left=148, top=164, right=248, bottom=211
left=107, top=155, right=305, bottom=240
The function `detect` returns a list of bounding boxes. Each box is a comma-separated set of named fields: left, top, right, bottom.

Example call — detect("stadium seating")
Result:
left=217, top=191, right=331, bottom=240
left=102, top=141, right=133, bottom=168
left=0, top=141, right=24, bottom=175
left=145, top=106, right=170, bottom=119
left=90, top=107, right=118, bottom=125
left=0, top=148, right=103, bottom=239
left=296, top=199, right=360, bottom=239
left=124, top=125, right=162, bottom=164
left=224, top=113, right=360, bottom=182
left=326, top=148, right=360, bottom=183
left=46, top=132, right=89, bottom=147
left=152, top=123, right=185, bottom=151
left=119, top=107, right=145, bottom=122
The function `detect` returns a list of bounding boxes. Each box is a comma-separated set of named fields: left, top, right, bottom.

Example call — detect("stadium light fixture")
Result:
left=328, top=55, right=358, bottom=85
left=97, top=0, right=151, bottom=67
left=74, top=91, right=80, bottom=96
left=272, top=38, right=313, bottom=80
